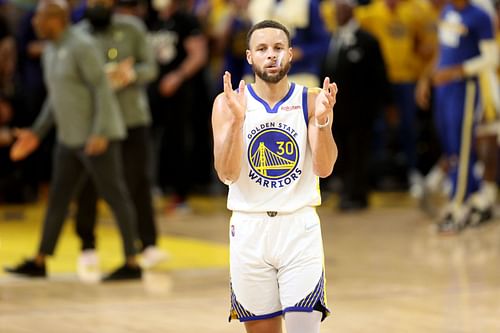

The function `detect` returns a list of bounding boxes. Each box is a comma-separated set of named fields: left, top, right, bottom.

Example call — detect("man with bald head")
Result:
left=4, top=0, right=142, bottom=281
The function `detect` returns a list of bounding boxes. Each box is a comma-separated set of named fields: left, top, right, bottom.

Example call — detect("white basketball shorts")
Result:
left=228, top=206, right=330, bottom=322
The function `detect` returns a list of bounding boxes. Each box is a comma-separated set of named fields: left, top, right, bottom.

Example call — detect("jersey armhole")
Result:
left=302, top=86, right=309, bottom=126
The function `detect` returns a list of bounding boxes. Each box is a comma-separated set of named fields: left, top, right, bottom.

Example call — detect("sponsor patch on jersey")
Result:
left=281, top=105, right=301, bottom=111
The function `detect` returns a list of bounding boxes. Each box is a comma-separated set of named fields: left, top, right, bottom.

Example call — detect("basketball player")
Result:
left=212, top=20, right=337, bottom=333
left=430, top=0, right=498, bottom=233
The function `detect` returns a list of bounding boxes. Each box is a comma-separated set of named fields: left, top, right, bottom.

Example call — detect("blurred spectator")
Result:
left=322, top=0, right=392, bottom=211
left=0, top=2, right=37, bottom=203
left=425, top=0, right=497, bottom=233
left=356, top=0, right=436, bottom=191
left=0, top=6, right=14, bottom=145
left=213, top=0, right=252, bottom=88
left=13, top=0, right=94, bottom=194
left=463, top=0, right=500, bottom=226
left=186, top=0, right=215, bottom=193
left=73, top=0, right=166, bottom=282
left=114, top=0, right=149, bottom=18
left=147, top=0, right=208, bottom=210
left=418, top=0, right=500, bottom=226
left=15, top=8, right=54, bottom=190
left=5, top=0, right=141, bottom=281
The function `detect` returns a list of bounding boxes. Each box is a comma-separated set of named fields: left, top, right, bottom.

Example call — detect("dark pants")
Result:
left=38, top=142, right=138, bottom=257
left=335, top=123, right=372, bottom=206
left=149, top=83, right=193, bottom=199
left=75, top=126, right=157, bottom=251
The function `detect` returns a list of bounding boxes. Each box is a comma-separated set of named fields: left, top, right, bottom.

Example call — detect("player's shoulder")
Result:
left=214, top=91, right=225, bottom=101
left=213, top=92, right=227, bottom=111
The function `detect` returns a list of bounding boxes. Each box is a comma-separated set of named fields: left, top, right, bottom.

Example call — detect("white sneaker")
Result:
left=409, top=170, right=424, bottom=199
left=141, top=246, right=170, bottom=269
left=77, top=249, right=101, bottom=283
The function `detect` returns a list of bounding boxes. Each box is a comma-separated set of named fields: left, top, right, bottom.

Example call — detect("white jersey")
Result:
left=227, top=82, right=321, bottom=213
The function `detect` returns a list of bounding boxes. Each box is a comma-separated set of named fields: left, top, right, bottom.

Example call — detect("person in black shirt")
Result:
left=322, top=0, right=392, bottom=211
left=147, top=0, right=207, bottom=211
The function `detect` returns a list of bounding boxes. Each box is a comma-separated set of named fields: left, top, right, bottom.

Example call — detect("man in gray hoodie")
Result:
left=4, top=0, right=141, bottom=281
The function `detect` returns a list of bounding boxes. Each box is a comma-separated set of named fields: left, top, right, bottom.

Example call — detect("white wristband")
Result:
left=314, top=116, right=330, bottom=128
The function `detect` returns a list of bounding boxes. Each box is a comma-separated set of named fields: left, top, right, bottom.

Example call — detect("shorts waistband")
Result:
left=232, top=206, right=316, bottom=218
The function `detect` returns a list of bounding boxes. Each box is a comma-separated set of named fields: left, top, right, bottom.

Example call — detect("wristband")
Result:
left=315, top=116, right=330, bottom=128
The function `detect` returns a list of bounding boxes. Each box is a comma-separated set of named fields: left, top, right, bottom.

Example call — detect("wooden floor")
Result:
left=1, top=192, right=500, bottom=333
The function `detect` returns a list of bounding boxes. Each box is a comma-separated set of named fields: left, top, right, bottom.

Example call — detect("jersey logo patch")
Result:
left=247, top=127, right=302, bottom=188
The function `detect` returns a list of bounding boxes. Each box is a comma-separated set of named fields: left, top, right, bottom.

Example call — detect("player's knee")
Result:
left=284, top=310, right=322, bottom=333
left=244, top=316, right=282, bottom=333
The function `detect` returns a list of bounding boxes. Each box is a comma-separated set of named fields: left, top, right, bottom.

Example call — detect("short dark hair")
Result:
left=246, top=20, right=291, bottom=49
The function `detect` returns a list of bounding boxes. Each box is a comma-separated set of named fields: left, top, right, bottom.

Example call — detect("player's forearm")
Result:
left=309, top=118, right=337, bottom=178
left=214, top=119, right=245, bottom=183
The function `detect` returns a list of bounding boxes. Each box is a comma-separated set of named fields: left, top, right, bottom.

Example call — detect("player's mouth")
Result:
left=265, top=63, right=280, bottom=71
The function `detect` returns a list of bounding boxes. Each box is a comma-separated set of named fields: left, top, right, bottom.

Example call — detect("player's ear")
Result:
left=246, top=49, right=253, bottom=65
left=288, top=47, right=293, bottom=63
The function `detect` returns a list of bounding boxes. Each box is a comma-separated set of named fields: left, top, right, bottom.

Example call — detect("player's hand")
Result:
left=314, top=77, right=337, bottom=126
left=10, top=128, right=40, bottom=161
left=85, top=135, right=109, bottom=156
left=223, top=71, right=246, bottom=121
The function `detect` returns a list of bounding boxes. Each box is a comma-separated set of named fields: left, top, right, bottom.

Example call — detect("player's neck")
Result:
left=252, top=78, right=291, bottom=106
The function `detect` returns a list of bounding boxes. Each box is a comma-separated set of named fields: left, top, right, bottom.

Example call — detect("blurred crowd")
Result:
left=0, top=0, right=498, bottom=226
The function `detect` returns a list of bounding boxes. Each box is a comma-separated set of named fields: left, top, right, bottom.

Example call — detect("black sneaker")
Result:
left=102, top=264, right=142, bottom=282
left=4, top=259, right=46, bottom=277
left=436, top=214, right=466, bottom=235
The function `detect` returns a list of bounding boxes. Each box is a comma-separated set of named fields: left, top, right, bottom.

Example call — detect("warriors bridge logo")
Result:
left=247, top=125, right=302, bottom=188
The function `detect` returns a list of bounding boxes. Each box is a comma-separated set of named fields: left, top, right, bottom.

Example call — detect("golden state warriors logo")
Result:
left=247, top=126, right=302, bottom=188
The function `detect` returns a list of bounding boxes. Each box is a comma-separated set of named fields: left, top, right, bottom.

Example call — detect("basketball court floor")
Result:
left=1, top=192, right=499, bottom=333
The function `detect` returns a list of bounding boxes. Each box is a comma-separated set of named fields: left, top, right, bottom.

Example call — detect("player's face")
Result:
left=247, top=28, right=292, bottom=84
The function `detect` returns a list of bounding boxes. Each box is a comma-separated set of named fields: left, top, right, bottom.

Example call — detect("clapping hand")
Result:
left=222, top=71, right=246, bottom=121
left=314, top=77, right=337, bottom=126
